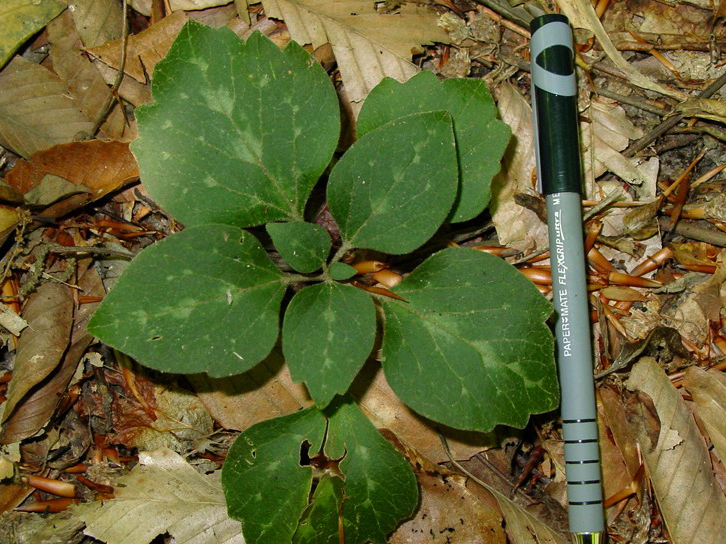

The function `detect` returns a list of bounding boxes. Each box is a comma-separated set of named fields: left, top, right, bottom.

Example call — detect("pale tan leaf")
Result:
left=74, top=448, right=243, bottom=544
left=555, top=0, right=687, bottom=100
left=261, top=0, right=449, bottom=110
left=489, top=82, right=547, bottom=252
left=47, top=10, right=130, bottom=140
left=129, top=0, right=152, bottom=16
left=1, top=283, right=74, bottom=424
left=0, top=57, right=93, bottom=158
left=627, top=357, right=726, bottom=544
left=683, top=366, right=726, bottom=465
left=86, top=11, right=189, bottom=83
left=581, top=98, right=659, bottom=189
left=488, top=485, right=568, bottom=544
left=69, top=0, right=124, bottom=48
left=170, top=0, right=234, bottom=11
left=0, top=305, right=27, bottom=337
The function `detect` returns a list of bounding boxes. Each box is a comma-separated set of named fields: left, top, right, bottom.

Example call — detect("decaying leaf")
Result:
left=1, top=283, right=74, bottom=425
left=6, top=140, right=139, bottom=219
left=627, top=357, right=726, bottom=544
left=0, top=57, right=93, bottom=158
left=74, top=448, right=244, bottom=544
left=682, top=366, right=726, bottom=465
left=261, top=0, right=449, bottom=111
left=47, top=10, right=130, bottom=140
left=86, top=11, right=189, bottom=83
left=69, top=0, right=123, bottom=48
left=1, top=265, right=104, bottom=444
left=490, top=82, right=547, bottom=251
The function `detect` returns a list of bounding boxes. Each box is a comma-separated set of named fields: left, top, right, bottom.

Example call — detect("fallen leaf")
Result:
left=0, top=0, right=65, bottom=69
left=1, top=265, right=104, bottom=444
left=490, top=82, right=547, bottom=252
left=0, top=57, right=93, bottom=158
left=0, top=510, right=85, bottom=544
left=73, top=448, right=244, bottom=544
left=86, top=11, right=189, bottom=83
left=69, top=0, right=124, bottom=48
left=596, top=391, right=634, bottom=505
left=388, top=439, right=506, bottom=544
left=190, top=347, right=313, bottom=431
left=683, top=366, right=726, bottom=465
left=47, top=10, right=130, bottom=140
left=261, top=0, right=449, bottom=111
left=626, top=357, right=726, bottom=544
left=170, top=0, right=233, bottom=11
left=556, top=0, right=688, bottom=100
left=1, top=283, right=74, bottom=424
left=6, top=140, right=139, bottom=219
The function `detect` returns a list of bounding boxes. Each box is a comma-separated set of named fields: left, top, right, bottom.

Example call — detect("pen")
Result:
left=530, top=14, right=606, bottom=544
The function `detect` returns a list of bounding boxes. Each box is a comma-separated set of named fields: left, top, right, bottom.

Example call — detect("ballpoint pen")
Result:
left=530, top=13, right=606, bottom=544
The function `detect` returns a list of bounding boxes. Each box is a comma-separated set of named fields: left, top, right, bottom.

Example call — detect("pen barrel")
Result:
left=547, top=192, right=604, bottom=533
left=531, top=14, right=605, bottom=535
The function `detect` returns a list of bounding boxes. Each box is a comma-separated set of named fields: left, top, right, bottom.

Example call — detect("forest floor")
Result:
left=0, top=0, right=725, bottom=543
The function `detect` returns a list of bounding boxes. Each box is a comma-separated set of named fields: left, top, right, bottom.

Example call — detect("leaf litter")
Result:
left=0, top=0, right=725, bottom=543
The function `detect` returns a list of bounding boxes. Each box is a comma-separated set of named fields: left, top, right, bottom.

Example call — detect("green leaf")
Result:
left=131, top=21, right=340, bottom=228
left=327, top=111, right=458, bottom=254
left=0, top=0, right=65, bottom=70
left=283, top=283, right=376, bottom=406
left=292, top=475, right=344, bottom=544
left=358, top=71, right=510, bottom=222
left=88, top=225, right=287, bottom=377
left=222, top=407, right=327, bottom=544
left=323, top=398, right=418, bottom=544
left=381, top=247, right=558, bottom=432
left=329, top=262, right=357, bottom=281
left=267, top=221, right=331, bottom=273
left=223, top=400, right=418, bottom=544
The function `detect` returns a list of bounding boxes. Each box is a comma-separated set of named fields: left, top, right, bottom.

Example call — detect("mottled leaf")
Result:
left=327, top=111, right=458, bottom=254
left=0, top=0, right=64, bottom=69
left=358, top=71, right=510, bottom=222
left=267, top=221, right=331, bottom=273
left=88, top=225, right=286, bottom=377
left=283, top=282, right=376, bottom=406
left=132, top=21, right=339, bottom=227
left=382, top=247, right=558, bottom=431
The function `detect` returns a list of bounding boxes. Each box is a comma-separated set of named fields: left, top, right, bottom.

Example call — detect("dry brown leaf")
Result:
left=490, top=82, right=547, bottom=252
left=596, top=390, right=634, bottom=506
left=352, top=363, right=497, bottom=464
left=388, top=440, right=505, bottom=544
left=682, top=366, right=726, bottom=465
left=556, top=0, right=687, bottom=101
left=69, top=0, right=124, bottom=48
left=0, top=57, right=93, bottom=159
left=6, top=140, right=139, bottom=219
left=190, top=348, right=312, bottom=430
left=187, top=3, right=239, bottom=27
left=261, top=0, right=449, bottom=111
left=599, top=387, right=642, bottom=482
left=1, top=283, right=74, bottom=425
left=627, top=357, right=726, bottom=544
left=1, top=265, right=104, bottom=444
left=86, top=11, right=189, bottom=83
left=47, top=11, right=130, bottom=140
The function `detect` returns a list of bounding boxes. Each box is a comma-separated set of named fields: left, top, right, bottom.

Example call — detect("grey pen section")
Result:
left=547, top=192, right=604, bottom=534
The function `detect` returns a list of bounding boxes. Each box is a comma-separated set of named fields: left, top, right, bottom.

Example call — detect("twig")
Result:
left=624, top=69, right=726, bottom=157
left=658, top=217, right=726, bottom=247
left=593, top=87, right=669, bottom=116
left=90, top=0, right=129, bottom=138
left=48, top=245, right=135, bottom=259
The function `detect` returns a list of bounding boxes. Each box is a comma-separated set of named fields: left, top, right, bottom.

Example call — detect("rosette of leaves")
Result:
left=88, top=20, right=558, bottom=544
